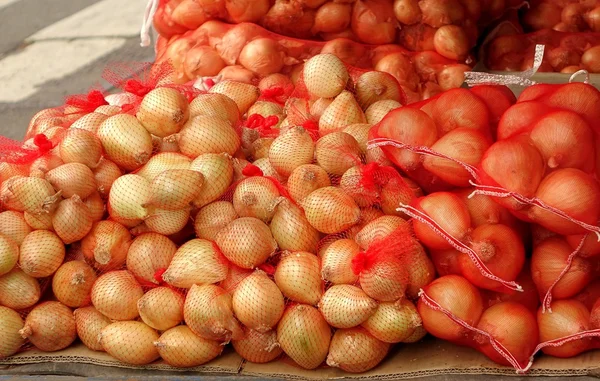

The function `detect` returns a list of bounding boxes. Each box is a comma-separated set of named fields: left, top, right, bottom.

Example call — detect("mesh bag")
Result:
left=522, top=1, right=600, bottom=33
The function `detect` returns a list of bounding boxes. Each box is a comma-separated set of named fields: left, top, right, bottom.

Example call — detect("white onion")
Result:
left=162, top=238, right=228, bottom=288
left=318, top=284, right=378, bottom=328
left=127, top=232, right=176, bottom=285
left=81, top=220, right=132, bottom=271
left=270, top=198, right=321, bottom=253
left=275, top=251, right=323, bottom=305
left=0, top=306, right=25, bottom=358
left=73, top=306, right=111, bottom=351
left=97, top=114, right=153, bottom=171
left=108, top=174, right=151, bottom=222
left=190, top=153, right=234, bottom=207
left=59, top=128, right=103, bottom=169
left=0, top=233, right=19, bottom=276
left=52, top=195, right=93, bottom=244
left=154, top=325, right=222, bottom=367
left=138, top=287, right=184, bottom=331
left=233, top=270, right=285, bottom=333
left=92, top=158, right=122, bottom=197
left=0, top=268, right=40, bottom=309
left=326, top=327, right=390, bottom=373
left=136, top=152, right=191, bottom=182
left=215, top=217, right=277, bottom=269
left=319, top=91, right=367, bottom=136
left=287, top=164, right=332, bottom=203
left=94, top=105, right=121, bottom=117
left=304, top=54, right=349, bottom=98
left=321, top=238, right=360, bottom=285
left=91, top=270, right=143, bottom=320
left=301, top=186, right=360, bottom=234
left=178, top=116, right=240, bottom=158
left=52, top=260, right=97, bottom=308
left=19, top=230, right=65, bottom=278
left=19, top=301, right=76, bottom=352
left=137, top=87, right=190, bottom=138
left=100, top=321, right=160, bottom=365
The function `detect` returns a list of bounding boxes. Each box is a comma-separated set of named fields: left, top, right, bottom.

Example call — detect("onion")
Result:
left=321, top=238, right=360, bottom=285
left=220, top=264, right=252, bottom=293
left=0, top=268, right=40, bottom=309
left=233, top=270, right=285, bottom=332
left=538, top=299, right=592, bottom=358
left=0, top=306, right=25, bottom=358
left=393, top=0, right=421, bottom=24
left=365, top=99, right=402, bottom=125
left=274, top=251, right=322, bottom=305
left=312, top=2, right=351, bottom=34
left=475, top=301, right=539, bottom=367
left=52, top=196, right=93, bottom=244
left=375, top=52, right=419, bottom=92
left=29, top=155, right=63, bottom=179
left=23, top=211, right=53, bottom=230
left=581, top=46, right=600, bottom=73
left=91, top=270, right=143, bottom=320
left=532, top=237, right=593, bottom=301
left=0, top=233, right=19, bottom=276
left=52, top=261, right=97, bottom=308
left=138, top=287, right=184, bottom=331
left=327, top=327, right=390, bottom=373
left=319, top=91, right=367, bottom=136
left=418, top=275, right=483, bottom=343
left=19, top=302, right=76, bottom=352
left=433, top=25, right=470, bottom=60
left=431, top=88, right=490, bottom=135
left=0, top=163, right=29, bottom=183
left=268, top=127, right=315, bottom=177
left=210, top=81, right=261, bottom=115
left=272, top=199, right=320, bottom=253
left=46, top=162, right=96, bottom=199
left=232, top=327, right=282, bottom=363
left=97, top=114, right=153, bottom=171
left=545, top=83, right=600, bottom=126
left=302, top=186, right=360, bottom=234
left=83, top=191, right=105, bottom=222
left=482, top=265, right=540, bottom=314
left=8, top=177, right=60, bottom=215
left=436, top=64, right=469, bottom=91
left=92, top=158, right=122, bottom=197
left=73, top=306, right=111, bottom=351
left=126, top=233, right=176, bottom=285
left=19, top=230, right=65, bottom=278
left=218, top=65, right=256, bottom=84
left=226, top=0, right=269, bottom=22
left=320, top=38, right=366, bottom=67
left=233, top=177, right=281, bottom=222
left=194, top=201, right=237, bottom=241
left=162, top=238, right=228, bottom=288
left=529, top=169, right=600, bottom=236
left=315, top=132, right=361, bottom=176
left=454, top=188, right=525, bottom=233
left=68, top=112, right=107, bottom=133
left=405, top=244, right=436, bottom=299
left=355, top=71, right=402, bottom=110
left=81, top=220, right=131, bottom=271
left=184, top=284, right=243, bottom=341
left=108, top=174, right=151, bottom=224
left=303, top=54, right=349, bottom=99
left=190, top=153, right=233, bottom=207
left=354, top=215, right=407, bottom=250
left=216, top=23, right=265, bottom=65
left=403, top=325, right=427, bottom=343
left=351, top=0, right=396, bottom=45
left=155, top=325, right=222, bottom=367
left=251, top=138, right=274, bottom=160
left=136, top=152, right=191, bottom=182
left=189, top=93, right=240, bottom=127
left=287, top=164, right=331, bottom=203
left=419, top=0, right=465, bottom=27
left=343, top=123, right=371, bottom=153
left=523, top=3, right=562, bottom=30
left=178, top=116, right=240, bottom=158
left=586, top=6, right=600, bottom=32
left=319, top=284, right=377, bottom=328
left=147, top=169, right=203, bottom=210
left=100, top=321, right=160, bottom=365
left=216, top=217, right=276, bottom=268
left=362, top=299, right=421, bottom=344
left=59, top=128, right=102, bottom=169
left=276, top=304, right=331, bottom=369
left=567, top=233, right=600, bottom=259
left=184, top=45, right=226, bottom=79
left=239, top=38, right=284, bottom=76
left=94, top=105, right=120, bottom=116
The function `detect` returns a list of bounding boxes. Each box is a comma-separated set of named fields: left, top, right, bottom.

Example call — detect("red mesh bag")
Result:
left=522, top=0, right=600, bottom=33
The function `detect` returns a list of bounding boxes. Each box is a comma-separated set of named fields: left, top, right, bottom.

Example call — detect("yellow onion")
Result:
left=248, top=101, right=284, bottom=119
left=59, top=128, right=102, bottom=169
left=137, top=87, right=190, bottom=138
left=319, top=284, right=378, bottom=328
left=108, top=174, right=151, bottom=222
left=355, top=71, right=403, bottom=109
left=354, top=215, right=408, bottom=250
left=0, top=268, right=40, bottom=309
left=73, top=306, right=111, bottom=351
left=91, top=270, right=143, bottom=320
left=52, top=195, right=93, bottom=244
left=268, top=127, right=315, bottom=177
left=315, top=132, right=362, bottom=176
left=162, top=239, right=228, bottom=288
left=319, top=91, right=367, bottom=135
left=154, top=325, right=222, bottom=367
left=148, top=169, right=203, bottom=210
left=219, top=264, right=252, bottom=293
left=365, top=99, right=402, bottom=124
left=277, top=304, right=331, bottom=369
left=8, top=177, right=60, bottom=215
left=144, top=207, right=190, bottom=235
left=136, top=152, right=191, bottom=182
left=232, top=270, right=285, bottom=333
left=184, top=284, right=243, bottom=342
left=19, top=230, right=65, bottom=277
left=402, top=325, right=427, bottom=343
left=287, top=164, right=331, bottom=203
left=215, top=217, right=277, bottom=269
left=194, top=201, right=237, bottom=241
left=362, top=299, right=421, bottom=343
left=127, top=233, right=176, bottom=285
left=92, top=158, right=122, bottom=197
left=19, top=301, right=76, bottom=352
left=252, top=158, right=286, bottom=183
left=52, top=261, right=97, bottom=308
left=252, top=138, right=275, bottom=160
left=29, top=155, right=64, bottom=178
left=0, top=306, right=25, bottom=358
left=69, top=112, right=108, bottom=133
left=232, top=158, right=251, bottom=182
left=24, top=210, right=53, bottom=230
left=100, top=321, right=160, bottom=365
left=210, top=80, right=260, bottom=115
left=326, top=327, right=390, bottom=373
left=321, top=238, right=360, bottom=285
left=190, top=153, right=234, bottom=207
left=310, top=98, right=334, bottom=120
left=94, top=105, right=121, bottom=117
left=97, top=114, right=153, bottom=171
left=178, top=116, right=240, bottom=158
left=270, top=198, right=320, bottom=253
left=138, top=287, right=184, bottom=331
left=0, top=233, right=19, bottom=276
left=153, top=134, right=180, bottom=153
left=0, top=176, right=25, bottom=211
left=302, top=186, right=360, bottom=234
left=275, top=251, right=323, bottom=305
left=233, top=176, right=281, bottom=222
left=189, top=93, right=240, bottom=127
left=83, top=191, right=105, bottom=222
left=343, top=123, right=372, bottom=153
left=81, top=220, right=131, bottom=271
left=46, top=162, right=96, bottom=199
left=304, top=54, right=349, bottom=98
left=232, top=327, right=282, bottom=363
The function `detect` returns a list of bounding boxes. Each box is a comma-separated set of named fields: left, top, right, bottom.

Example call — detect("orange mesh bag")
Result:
left=522, top=0, right=600, bottom=33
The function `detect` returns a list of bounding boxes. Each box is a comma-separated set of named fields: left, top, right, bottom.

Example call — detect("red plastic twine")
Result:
left=65, top=90, right=107, bottom=113
left=244, top=114, right=280, bottom=138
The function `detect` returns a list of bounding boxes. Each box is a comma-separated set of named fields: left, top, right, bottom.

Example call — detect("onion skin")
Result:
left=19, top=230, right=65, bottom=278
left=93, top=158, right=122, bottom=197
left=100, top=321, right=160, bottom=365
left=137, top=87, right=189, bottom=138
left=321, top=238, right=360, bottom=285
left=287, top=164, right=331, bottom=203
left=232, top=327, right=282, bottom=363
left=0, top=306, right=25, bottom=358
left=351, top=0, right=397, bottom=45
left=59, top=128, right=102, bottom=169
left=73, top=306, right=111, bottom=352
left=362, top=299, right=422, bottom=343
left=239, top=38, right=284, bottom=76
left=97, top=114, right=153, bottom=171
left=302, top=186, right=360, bottom=234
left=179, top=116, right=240, bottom=158
left=0, top=268, right=41, bottom=310
left=537, top=299, right=592, bottom=358
left=46, top=162, right=97, bottom=199
left=20, top=302, right=76, bottom=352
left=319, top=284, right=378, bottom=328
left=269, top=127, right=315, bottom=177
left=0, top=211, right=31, bottom=246
left=194, top=201, right=237, bottom=241
left=155, top=325, right=222, bottom=368
left=127, top=232, right=177, bottom=285
left=0, top=233, right=19, bottom=276
left=275, top=251, right=322, bottom=305
left=52, top=261, right=97, bottom=308
left=190, top=153, right=234, bottom=207
left=53, top=195, right=93, bottom=244
left=138, top=287, right=184, bottom=331
left=270, top=199, right=320, bottom=253
left=277, top=304, right=331, bottom=370
left=326, top=327, right=390, bottom=373
left=215, top=217, right=277, bottom=269
left=82, top=221, right=131, bottom=271
left=91, top=270, right=144, bottom=321
left=162, top=238, right=228, bottom=288
left=233, top=177, right=281, bottom=222
left=303, top=54, right=349, bottom=99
